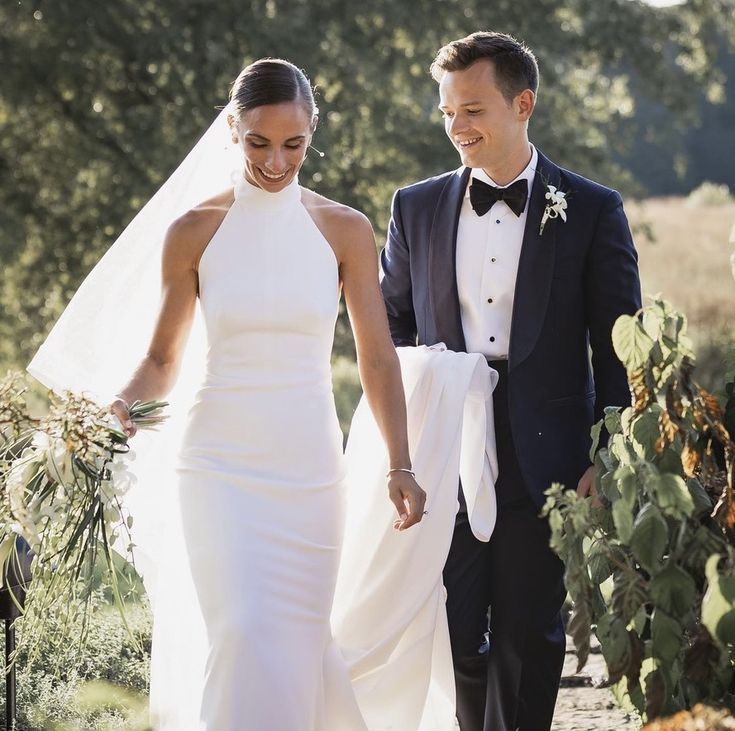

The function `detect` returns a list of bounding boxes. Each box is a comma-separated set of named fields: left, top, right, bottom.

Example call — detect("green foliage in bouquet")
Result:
left=0, top=372, right=166, bottom=665
left=543, top=299, right=735, bottom=721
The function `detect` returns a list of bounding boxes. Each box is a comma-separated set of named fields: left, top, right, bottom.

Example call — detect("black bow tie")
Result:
left=469, top=177, right=528, bottom=218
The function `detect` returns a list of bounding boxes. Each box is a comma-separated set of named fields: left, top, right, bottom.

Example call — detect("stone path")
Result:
left=552, top=638, right=640, bottom=731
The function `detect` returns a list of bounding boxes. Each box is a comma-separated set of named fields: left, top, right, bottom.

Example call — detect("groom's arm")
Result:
left=585, top=189, right=642, bottom=423
left=380, top=188, right=418, bottom=347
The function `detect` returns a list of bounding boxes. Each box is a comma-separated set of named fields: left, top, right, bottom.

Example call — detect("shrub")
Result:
left=686, top=182, right=733, bottom=207
left=1, top=596, right=152, bottom=730
left=543, top=299, right=735, bottom=722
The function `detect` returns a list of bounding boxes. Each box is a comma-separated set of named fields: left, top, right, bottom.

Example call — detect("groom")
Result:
left=380, top=32, right=642, bottom=731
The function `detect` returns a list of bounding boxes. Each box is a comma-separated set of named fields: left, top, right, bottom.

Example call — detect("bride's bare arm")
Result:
left=336, top=208, right=427, bottom=530
left=111, top=205, right=224, bottom=436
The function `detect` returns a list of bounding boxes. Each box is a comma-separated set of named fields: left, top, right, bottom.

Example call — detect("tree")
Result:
left=1, top=0, right=732, bottom=370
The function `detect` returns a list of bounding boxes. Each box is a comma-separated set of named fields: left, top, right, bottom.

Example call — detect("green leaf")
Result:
left=615, top=464, right=639, bottom=507
left=612, top=314, right=654, bottom=371
left=604, top=407, right=623, bottom=436
left=588, top=542, right=614, bottom=585
left=612, top=571, right=648, bottom=624
left=631, top=605, right=648, bottom=637
left=702, top=554, right=735, bottom=646
left=609, top=433, right=635, bottom=466
left=589, top=420, right=604, bottom=462
left=650, top=609, right=682, bottom=663
left=649, top=562, right=697, bottom=617
left=612, top=498, right=634, bottom=543
left=652, top=473, right=694, bottom=519
left=630, top=407, right=662, bottom=461
left=626, top=630, right=645, bottom=690
left=630, top=503, right=669, bottom=572
left=687, top=477, right=713, bottom=517
left=568, top=594, right=593, bottom=673
left=644, top=667, right=667, bottom=720
left=597, top=612, right=632, bottom=683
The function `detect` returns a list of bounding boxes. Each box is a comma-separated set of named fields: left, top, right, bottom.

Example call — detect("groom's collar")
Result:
left=464, top=145, right=538, bottom=198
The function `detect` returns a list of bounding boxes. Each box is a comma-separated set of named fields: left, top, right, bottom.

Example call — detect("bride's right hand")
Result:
left=109, top=397, right=136, bottom=439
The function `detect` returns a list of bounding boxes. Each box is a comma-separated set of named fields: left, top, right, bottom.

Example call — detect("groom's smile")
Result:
left=437, top=58, right=535, bottom=185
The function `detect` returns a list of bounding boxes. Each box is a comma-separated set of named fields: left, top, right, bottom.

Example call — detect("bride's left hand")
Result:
left=388, top=472, right=427, bottom=531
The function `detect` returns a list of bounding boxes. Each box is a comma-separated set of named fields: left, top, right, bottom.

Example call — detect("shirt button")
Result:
left=491, top=257, right=496, bottom=262
left=489, top=336, right=496, bottom=342
left=487, top=297, right=493, bottom=304
left=495, top=219, right=501, bottom=224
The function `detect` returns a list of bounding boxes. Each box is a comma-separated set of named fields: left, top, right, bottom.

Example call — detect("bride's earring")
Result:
left=308, top=145, right=325, bottom=158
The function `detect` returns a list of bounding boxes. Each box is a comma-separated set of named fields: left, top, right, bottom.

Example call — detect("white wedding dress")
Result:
left=155, top=174, right=367, bottom=730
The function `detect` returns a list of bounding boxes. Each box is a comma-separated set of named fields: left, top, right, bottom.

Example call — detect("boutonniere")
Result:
left=539, top=184, right=569, bottom=236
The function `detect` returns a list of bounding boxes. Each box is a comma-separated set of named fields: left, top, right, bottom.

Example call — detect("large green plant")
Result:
left=543, top=299, right=735, bottom=721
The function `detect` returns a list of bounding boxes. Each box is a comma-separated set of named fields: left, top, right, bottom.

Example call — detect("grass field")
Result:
left=628, top=195, right=735, bottom=394
left=628, top=196, right=734, bottom=336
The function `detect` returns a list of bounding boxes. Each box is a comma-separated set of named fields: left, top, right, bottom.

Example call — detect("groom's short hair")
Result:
left=430, top=32, right=539, bottom=104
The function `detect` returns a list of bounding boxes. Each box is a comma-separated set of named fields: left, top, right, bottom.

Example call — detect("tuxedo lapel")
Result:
left=428, top=167, right=471, bottom=353
left=509, top=151, right=560, bottom=371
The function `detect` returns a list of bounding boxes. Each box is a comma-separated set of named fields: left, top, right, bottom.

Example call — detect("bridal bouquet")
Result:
left=0, top=371, right=166, bottom=663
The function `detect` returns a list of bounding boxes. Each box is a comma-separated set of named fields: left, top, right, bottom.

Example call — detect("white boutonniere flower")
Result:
left=539, top=184, right=568, bottom=236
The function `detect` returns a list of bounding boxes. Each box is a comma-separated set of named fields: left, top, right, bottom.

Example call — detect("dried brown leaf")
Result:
left=682, top=440, right=701, bottom=478
left=659, top=409, right=679, bottom=442
left=666, top=382, right=685, bottom=422
left=700, top=387, right=725, bottom=422
left=631, top=367, right=653, bottom=415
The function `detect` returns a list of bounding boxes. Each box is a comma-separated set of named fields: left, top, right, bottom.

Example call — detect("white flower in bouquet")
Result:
left=5, top=457, right=42, bottom=551
left=0, top=387, right=168, bottom=664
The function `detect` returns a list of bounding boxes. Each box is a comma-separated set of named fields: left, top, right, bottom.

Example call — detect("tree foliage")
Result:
left=0, top=0, right=732, bottom=369
left=544, top=299, right=735, bottom=722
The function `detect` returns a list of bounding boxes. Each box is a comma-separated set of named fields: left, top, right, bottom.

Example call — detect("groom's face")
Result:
left=438, top=59, right=529, bottom=171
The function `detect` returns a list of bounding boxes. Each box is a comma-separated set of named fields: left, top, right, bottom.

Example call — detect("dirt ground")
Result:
left=552, top=638, right=640, bottom=731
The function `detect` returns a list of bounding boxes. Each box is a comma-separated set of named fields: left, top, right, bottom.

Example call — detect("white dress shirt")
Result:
left=455, top=145, right=538, bottom=359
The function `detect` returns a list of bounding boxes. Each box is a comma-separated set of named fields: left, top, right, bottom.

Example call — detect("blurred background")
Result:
left=2, top=0, right=734, bottom=426
left=0, top=0, right=734, bottom=727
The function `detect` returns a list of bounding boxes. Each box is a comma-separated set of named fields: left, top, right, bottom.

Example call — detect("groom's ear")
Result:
left=515, top=90, right=535, bottom=122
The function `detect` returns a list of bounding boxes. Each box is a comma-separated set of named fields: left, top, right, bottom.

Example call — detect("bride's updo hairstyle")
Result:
left=229, top=58, right=317, bottom=120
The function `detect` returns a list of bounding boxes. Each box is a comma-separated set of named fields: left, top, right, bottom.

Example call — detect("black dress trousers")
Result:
left=443, top=361, right=567, bottom=731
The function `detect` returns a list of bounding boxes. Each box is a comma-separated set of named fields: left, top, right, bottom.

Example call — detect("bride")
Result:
left=38, top=57, right=425, bottom=729
left=29, top=57, right=498, bottom=730
left=114, top=57, right=430, bottom=729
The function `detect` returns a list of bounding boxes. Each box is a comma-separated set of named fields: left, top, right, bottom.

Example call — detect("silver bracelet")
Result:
left=386, top=467, right=415, bottom=478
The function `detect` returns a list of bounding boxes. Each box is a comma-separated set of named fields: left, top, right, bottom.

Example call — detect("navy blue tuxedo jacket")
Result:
left=379, top=150, right=642, bottom=505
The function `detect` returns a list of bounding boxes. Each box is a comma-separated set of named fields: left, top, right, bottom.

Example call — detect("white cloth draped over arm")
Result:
left=332, top=344, right=498, bottom=731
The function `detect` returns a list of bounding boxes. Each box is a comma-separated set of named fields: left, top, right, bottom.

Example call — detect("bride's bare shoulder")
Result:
left=164, top=188, right=235, bottom=266
left=300, top=188, right=374, bottom=260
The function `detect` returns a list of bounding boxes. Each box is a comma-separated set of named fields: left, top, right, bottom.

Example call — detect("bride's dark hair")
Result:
left=229, top=58, right=316, bottom=119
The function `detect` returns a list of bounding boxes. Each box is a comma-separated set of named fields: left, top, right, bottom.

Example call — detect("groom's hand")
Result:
left=576, top=465, right=602, bottom=508
left=388, top=473, right=427, bottom=531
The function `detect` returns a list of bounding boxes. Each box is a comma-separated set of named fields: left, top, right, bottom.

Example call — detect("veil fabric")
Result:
left=28, top=106, right=239, bottom=404
left=26, top=108, right=243, bottom=721
left=27, top=107, right=241, bottom=587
